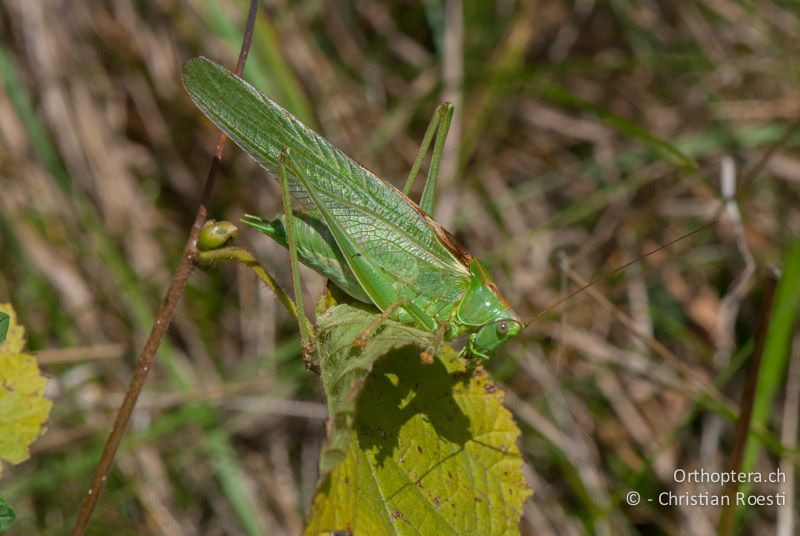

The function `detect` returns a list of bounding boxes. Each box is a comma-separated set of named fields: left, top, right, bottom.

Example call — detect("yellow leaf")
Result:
left=0, top=304, right=25, bottom=355
left=0, top=304, right=52, bottom=477
left=306, top=305, right=532, bottom=535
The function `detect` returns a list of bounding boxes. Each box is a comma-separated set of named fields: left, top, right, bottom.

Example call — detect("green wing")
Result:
left=242, top=213, right=371, bottom=303
left=183, top=58, right=470, bottom=314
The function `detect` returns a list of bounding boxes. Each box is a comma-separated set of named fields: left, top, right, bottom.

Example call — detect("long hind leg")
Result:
left=402, top=103, right=454, bottom=214
left=276, top=150, right=316, bottom=369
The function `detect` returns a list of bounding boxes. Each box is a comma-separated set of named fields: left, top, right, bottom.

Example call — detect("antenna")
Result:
left=523, top=220, right=718, bottom=329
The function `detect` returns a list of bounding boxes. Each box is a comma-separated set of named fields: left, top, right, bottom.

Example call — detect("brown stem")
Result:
left=68, top=3, right=258, bottom=534
left=717, top=269, right=780, bottom=536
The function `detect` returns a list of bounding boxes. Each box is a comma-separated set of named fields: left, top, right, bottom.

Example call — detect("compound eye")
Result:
left=496, top=321, right=509, bottom=336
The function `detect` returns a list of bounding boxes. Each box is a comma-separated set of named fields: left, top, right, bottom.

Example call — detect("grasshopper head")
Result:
left=458, top=260, right=522, bottom=359
left=466, top=318, right=522, bottom=359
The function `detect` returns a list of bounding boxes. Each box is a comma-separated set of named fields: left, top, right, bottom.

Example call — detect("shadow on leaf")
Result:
left=354, top=345, right=471, bottom=466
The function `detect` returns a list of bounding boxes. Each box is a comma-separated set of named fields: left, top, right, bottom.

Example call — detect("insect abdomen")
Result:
left=241, top=214, right=371, bottom=303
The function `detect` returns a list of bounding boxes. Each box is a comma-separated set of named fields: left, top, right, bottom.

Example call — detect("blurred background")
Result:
left=1, top=0, right=798, bottom=534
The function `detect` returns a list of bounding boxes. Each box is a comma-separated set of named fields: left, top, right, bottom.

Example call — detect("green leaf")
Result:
left=0, top=313, right=7, bottom=343
left=0, top=305, right=25, bottom=355
left=0, top=304, right=53, bottom=476
left=0, top=497, right=15, bottom=532
left=307, top=304, right=532, bottom=535
left=316, top=303, right=435, bottom=472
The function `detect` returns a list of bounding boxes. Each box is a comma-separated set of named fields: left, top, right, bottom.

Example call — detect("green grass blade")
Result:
left=743, top=241, right=800, bottom=472
left=0, top=47, right=72, bottom=192
left=205, top=428, right=266, bottom=536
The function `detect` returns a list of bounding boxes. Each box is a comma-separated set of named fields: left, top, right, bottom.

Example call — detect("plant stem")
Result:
left=68, top=3, right=258, bottom=534
left=717, top=269, right=780, bottom=536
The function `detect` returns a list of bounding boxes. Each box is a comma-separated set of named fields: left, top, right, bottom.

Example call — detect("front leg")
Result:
left=420, top=321, right=448, bottom=365
left=353, top=297, right=409, bottom=349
